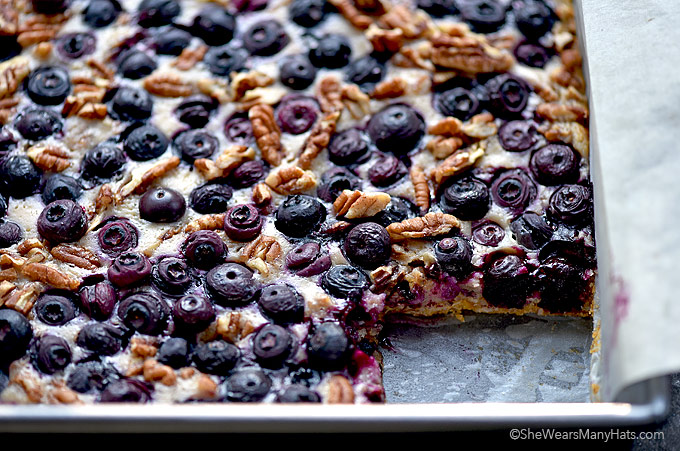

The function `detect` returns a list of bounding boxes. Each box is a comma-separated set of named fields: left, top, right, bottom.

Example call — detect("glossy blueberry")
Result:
left=276, top=96, right=318, bottom=135
left=514, top=41, right=551, bottom=68
left=83, top=0, right=122, bottom=28
left=367, top=104, right=425, bottom=155
left=172, top=294, right=216, bottom=334
left=37, top=199, right=88, bottom=244
left=192, top=6, right=236, bottom=46
left=498, top=120, right=538, bottom=152
left=275, top=194, right=326, bottom=238
left=510, top=212, right=553, bottom=249
left=416, top=0, right=458, bottom=16
left=117, top=291, right=168, bottom=335
left=108, top=86, right=153, bottom=122
left=189, top=183, right=233, bottom=214
left=0, top=128, right=17, bottom=155
left=117, top=50, right=157, bottom=80
left=530, top=144, right=581, bottom=186
left=440, top=175, right=490, bottom=220
left=279, top=54, right=317, bottom=90
left=316, top=167, right=360, bottom=203
left=151, top=256, right=193, bottom=295
left=223, top=204, right=263, bottom=242
left=174, top=129, right=218, bottom=163
left=289, top=0, right=327, bottom=27
left=14, top=108, right=62, bottom=140
left=490, top=168, right=537, bottom=212
left=514, top=0, right=556, bottom=40
left=0, top=220, right=22, bottom=248
left=0, top=155, right=42, bottom=199
left=182, top=230, right=227, bottom=270
left=0, top=309, right=32, bottom=365
left=139, top=187, right=186, bottom=223
left=537, top=256, right=588, bottom=312
left=158, top=337, right=190, bottom=369
left=548, top=184, right=593, bottom=226
left=232, top=0, right=268, bottom=12
left=224, top=113, right=253, bottom=144
left=307, top=322, right=350, bottom=371
left=321, top=265, right=369, bottom=301
left=31, top=335, right=71, bottom=375
left=309, top=34, right=351, bottom=69
left=26, top=66, right=71, bottom=106
left=327, top=128, right=369, bottom=166
left=123, top=124, right=168, bottom=161
left=373, top=197, right=420, bottom=228
left=154, top=27, right=191, bottom=56
left=225, top=368, right=272, bottom=402
left=228, top=160, right=267, bottom=189
left=55, top=32, right=97, bottom=59
left=42, top=174, right=82, bottom=205
left=204, top=45, right=248, bottom=76
left=243, top=20, right=289, bottom=56
left=257, top=284, right=305, bottom=324
left=31, top=0, right=69, bottom=14
left=192, top=340, right=240, bottom=375
left=289, top=366, right=322, bottom=387
left=368, top=153, right=407, bottom=187
left=343, top=223, right=391, bottom=270
left=76, top=323, right=125, bottom=356
left=253, top=324, right=294, bottom=369
left=485, top=74, right=531, bottom=118
left=35, top=291, right=78, bottom=326
left=285, top=242, right=331, bottom=278
left=345, top=56, right=384, bottom=90
left=482, top=254, right=533, bottom=308
left=175, top=95, right=217, bottom=129
left=0, top=36, right=21, bottom=63
left=79, top=280, right=118, bottom=320
left=99, top=379, right=151, bottom=403
left=108, top=251, right=152, bottom=287
left=472, top=221, right=505, bottom=247
left=205, top=263, right=260, bottom=307
left=137, top=0, right=180, bottom=27
left=459, top=0, right=506, bottom=33
left=435, top=237, right=474, bottom=279
left=435, top=87, right=481, bottom=121
left=67, top=361, right=119, bottom=394
left=276, top=385, right=321, bottom=403
left=97, top=216, right=139, bottom=256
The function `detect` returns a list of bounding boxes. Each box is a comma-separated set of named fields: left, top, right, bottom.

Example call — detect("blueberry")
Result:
left=31, top=335, right=71, bottom=375
left=14, top=108, right=62, bottom=140
left=472, top=221, right=505, bottom=246
left=224, top=113, right=254, bottom=144
left=252, top=324, right=294, bottom=369
left=514, top=0, right=556, bottom=40
left=243, top=20, right=289, bottom=56
left=316, top=167, right=360, bottom=203
left=257, top=284, right=305, bottom=324
left=99, top=379, right=151, bottom=403
left=137, top=0, right=181, bottom=27
left=0, top=309, right=33, bottom=365
left=139, top=187, right=186, bottom=223
left=459, top=0, right=507, bottom=33
left=279, top=55, right=317, bottom=90
left=309, top=34, right=351, bottom=69
left=108, top=251, right=152, bottom=287
left=498, top=120, right=538, bottom=152
left=67, top=361, right=119, bottom=394
left=154, top=27, right=192, bottom=56
left=275, top=194, right=326, bottom=238
left=435, top=87, right=481, bottom=121
left=34, top=290, right=78, bottom=326
left=204, top=45, right=249, bottom=77
left=368, top=153, right=407, bottom=187
left=37, top=200, right=88, bottom=244
left=482, top=254, right=533, bottom=308
left=117, top=50, right=157, bottom=80
left=232, top=0, right=268, bottom=12
left=108, top=86, right=153, bottom=122
left=327, top=128, right=369, bottom=166
left=174, top=129, right=218, bottom=163
left=31, top=0, right=69, bottom=14
left=321, top=265, right=369, bottom=301
left=223, top=204, right=263, bottom=242
left=0, top=128, right=18, bottom=155
left=26, top=66, right=71, bottom=106
left=435, top=237, right=474, bottom=279
left=373, top=197, right=420, bottom=227
left=485, top=74, right=531, bottom=118
left=172, top=294, right=216, bottom=335
left=224, top=368, right=272, bottom=402
left=42, top=174, right=82, bottom=205
left=276, top=385, right=321, bottom=403
left=548, top=184, right=593, bottom=226
left=416, top=0, right=458, bottom=17
left=306, top=322, right=350, bottom=371
left=510, top=212, right=553, bottom=249
left=55, top=33, right=97, bottom=59
left=158, top=337, right=190, bottom=369
left=79, top=280, right=118, bottom=320
left=97, top=216, right=139, bottom=256
left=367, top=104, right=425, bottom=155
left=0, top=36, right=21, bottom=63
left=117, top=291, right=168, bottom=335
left=182, top=230, right=227, bottom=270
left=530, top=144, right=581, bottom=186
left=0, top=155, right=42, bottom=199
left=439, top=175, right=491, bottom=220
left=189, top=183, right=233, bottom=214
left=192, top=340, right=240, bottom=375
left=228, top=160, right=267, bottom=189
left=205, top=263, right=260, bottom=307
left=514, top=41, right=551, bottom=68
left=151, top=256, right=193, bottom=295
left=345, top=56, right=384, bottom=90
left=76, top=323, right=125, bottom=356
left=536, top=256, right=588, bottom=312
left=175, top=95, right=217, bottom=129
left=192, top=6, right=236, bottom=46
left=343, top=223, right=391, bottom=270
left=0, top=196, right=7, bottom=218
left=276, top=96, right=318, bottom=135
left=83, top=0, right=122, bottom=28
left=289, top=0, right=327, bottom=27
left=490, top=168, right=537, bottom=212
left=288, top=366, right=322, bottom=387
left=0, top=220, right=22, bottom=248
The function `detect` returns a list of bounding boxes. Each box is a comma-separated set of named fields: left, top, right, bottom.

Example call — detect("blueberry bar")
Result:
left=0, top=0, right=594, bottom=404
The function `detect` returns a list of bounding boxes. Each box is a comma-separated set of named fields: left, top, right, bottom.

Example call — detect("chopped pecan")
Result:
left=195, top=375, right=218, bottom=400
left=50, top=385, right=81, bottom=405
left=387, top=212, right=461, bottom=241
left=184, top=214, right=226, bottom=234
left=86, top=58, right=115, bottom=81
left=9, top=362, right=42, bottom=403
left=92, top=184, right=114, bottom=218
left=561, top=47, right=582, bottom=72
left=536, top=102, right=588, bottom=123
left=378, top=4, right=430, bottom=39
left=0, top=252, right=25, bottom=269
left=143, top=72, right=194, bottom=97
left=0, top=56, right=29, bottom=99
left=25, top=247, right=48, bottom=265
left=50, top=244, right=101, bottom=270
left=172, top=45, right=208, bottom=71
left=235, top=86, right=287, bottom=112
left=393, top=43, right=435, bottom=71
left=317, top=75, right=344, bottom=114
left=409, top=166, right=430, bottom=214
left=319, top=220, right=353, bottom=236
left=249, top=103, right=283, bottom=167
left=117, top=156, right=181, bottom=199
left=461, top=112, right=497, bottom=139
left=239, top=235, right=282, bottom=275
left=327, top=375, right=355, bottom=404
left=196, top=77, right=230, bottom=104
left=0, top=268, right=17, bottom=281
left=551, top=67, right=585, bottom=92
left=17, top=239, right=45, bottom=256
left=0, top=1, right=18, bottom=36
left=194, top=145, right=255, bottom=181
left=539, top=121, right=589, bottom=158
left=370, top=264, right=406, bottom=293
left=333, top=190, right=391, bottom=219
left=231, top=70, right=274, bottom=101
left=217, top=311, right=259, bottom=343
left=341, top=84, right=371, bottom=119
left=62, top=85, right=108, bottom=120
left=428, top=116, right=463, bottom=136
left=3, top=282, right=42, bottom=315
left=298, top=111, right=340, bottom=170
left=371, top=77, right=408, bottom=99
left=22, top=263, right=80, bottom=290
left=33, top=41, right=52, bottom=59
left=252, top=182, right=272, bottom=206
left=26, top=143, right=71, bottom=172
left=426, top=135, right=464, bottom=159
left=0, top=280, right=16, bottom=301
left=328, top=0, right=373, bottom=29
left=130, top=337, right=158, bottom=358
left=0, top=96, right=19, bottom=124
left=143, top=359, right=177, bottom=386
left=265, top=165, right=317, bottom=195
left=432, top=141, right=485, bottom=184
left=366, top=24, right=404, bottom=54
left=429, top=33, right=514, bottom=74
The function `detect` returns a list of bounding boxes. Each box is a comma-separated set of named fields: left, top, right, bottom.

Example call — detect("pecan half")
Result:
left=429, top=33, right=514, bottom=74
left=239, top=235, right=281, bottom=276
left=378, top=5, right=430, bottom=39
left=366, top=24, right=404, bottom=54
left=172, top=45, right=208, bottom=71
left=371, top=77, right=408, bottom=99
left=143, top=359, right=177, bottom=386
left=231, top=70, right=274, bottom=101
left=409, top=166, right=430, bottom=214
left=536, top=102, right=588, bottom=123
left=143, top=72, right=194, bottom=97
left=328, top=0, right=372, bottom=29
left=428, top=116, right=463, bottom=136
left=317, top=75, right=344, bottom=114
left=22, top=263, right=80, bottom=290
left=50, top=244, right=101, bottom=270
left=249, top=103, right=283, bottom=167
left=265, top=165, right=317, bottom=195
left=298, top=111, right=340, bottom=170
left=461, top=112, right=497, bottom=139
left=217, top=311, right=259, bottom=344
left=184, top=214, right=226, bottom=234
left=426, top=135, right=464, bottom=159
left=327, top=375, right=355, bottom=404
left=194, top=145, right=255, bottom=181
left=341, top=84, right=371, bottom=119
left=333, top=190, right=391, bottom=219
left=539, top=121, right=589, bottom=158
left=26, top=143, right=71, bottom=172
left=387, top=212, right=461, bottom=241
left=0, top=56, right=29, bottom=99
left=431, top=141, right=485, bottom=184
left=62, top=85, right=108, bottom=120
left=3, top=282, right=42, bottom=315
left=117, top=156, right=181, bottom=199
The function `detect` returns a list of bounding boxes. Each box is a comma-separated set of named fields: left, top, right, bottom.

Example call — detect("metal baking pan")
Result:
left=0, top=0, right=672, bottom=432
